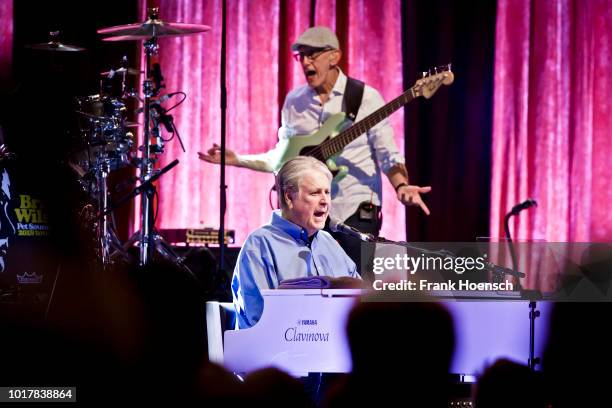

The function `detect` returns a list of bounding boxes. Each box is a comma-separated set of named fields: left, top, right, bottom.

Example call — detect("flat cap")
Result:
left=291, top=26, right=339, bottom=51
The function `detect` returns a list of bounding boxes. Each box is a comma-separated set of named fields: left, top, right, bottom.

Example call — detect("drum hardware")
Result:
left=73, top=94, right=134, bottom=175
left=100, top=56, right=144, bottom=101
left=81, top=7, right=208, bottom=276
left=94, top=160, right=122, bottom=265
left=67, top=7, right=209, bottom=271
left=102, top=159, right=202, bottom=286
left=71, top=78, right=134, bottom=266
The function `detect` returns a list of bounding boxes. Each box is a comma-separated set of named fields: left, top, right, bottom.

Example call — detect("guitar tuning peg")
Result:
left=433, top=66, right=439, bottom=74
left=421, top=71, right=428, bottom=78
left=446, top=63, right=452, bottom=71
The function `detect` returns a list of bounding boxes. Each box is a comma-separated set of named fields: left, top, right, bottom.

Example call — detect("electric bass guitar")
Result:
left=271, top=65, right=454, bottom=182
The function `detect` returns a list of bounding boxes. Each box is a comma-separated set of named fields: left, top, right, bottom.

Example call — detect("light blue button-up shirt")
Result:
left=232, top=210, right=359, bottom=328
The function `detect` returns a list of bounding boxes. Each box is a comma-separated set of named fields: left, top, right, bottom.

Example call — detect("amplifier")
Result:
left=159, top=228, right=235, bottom=246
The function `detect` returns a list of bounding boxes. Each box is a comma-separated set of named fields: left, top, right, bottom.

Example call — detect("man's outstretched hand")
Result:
left=397, top=185, right=432, bottom=215
left=197, top=143, right=239, bottom=166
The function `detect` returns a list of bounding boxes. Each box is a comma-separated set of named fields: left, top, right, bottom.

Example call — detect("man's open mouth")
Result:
left=314, top=210, right=326, bottom=217
left=305, top=69, right=317, bottom=77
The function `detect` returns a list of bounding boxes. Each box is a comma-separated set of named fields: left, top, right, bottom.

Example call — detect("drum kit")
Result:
left=29, top=8, right=210, bottom=271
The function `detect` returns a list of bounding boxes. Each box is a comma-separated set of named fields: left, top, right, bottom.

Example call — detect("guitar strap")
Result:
left=343, top=77, right=365, bottom=122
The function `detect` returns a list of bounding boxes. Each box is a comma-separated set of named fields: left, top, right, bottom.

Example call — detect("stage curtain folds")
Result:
left=491, top=0, right=612, bottom=290
left=492, top=0, right=612, bottom=242
left=0, top=0, right=13, bottom=87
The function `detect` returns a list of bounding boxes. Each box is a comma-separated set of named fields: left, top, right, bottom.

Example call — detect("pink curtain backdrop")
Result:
left=144, top=0, right=406, bottom=244
left=0, top=0, right=13, bottom=85
left=491, top=0, right=612, bottom=289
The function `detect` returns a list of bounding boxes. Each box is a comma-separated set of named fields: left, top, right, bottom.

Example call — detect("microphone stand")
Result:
left=504, top=211, right=522, bottom=290
left=211, top=0, right=230, bottom=299
left=105, top=159, right=179, bottom=215
left=504, top=200, right=540, bottom=370
left=219, top=0, right=227, bottom=270
left=381, top=236, right=539, bottom=369
left=336, top=224, right=540, bottom=369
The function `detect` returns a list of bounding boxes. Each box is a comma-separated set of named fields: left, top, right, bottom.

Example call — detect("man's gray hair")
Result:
left=276, top=156, right=332, bottom=211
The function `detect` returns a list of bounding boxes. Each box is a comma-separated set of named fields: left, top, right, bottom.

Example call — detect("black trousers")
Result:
left=325, top=202, right=381, bottom=282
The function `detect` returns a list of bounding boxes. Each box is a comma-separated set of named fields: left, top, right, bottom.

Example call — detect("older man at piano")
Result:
left=232, top=156, right=360, bottom=329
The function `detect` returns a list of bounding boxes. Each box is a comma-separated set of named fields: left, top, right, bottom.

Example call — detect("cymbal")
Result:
left=98, top=18, right=210, bottom=41
left=100, top=67, right=144, bottom=77
left=25, top=41, right=86, bottom=52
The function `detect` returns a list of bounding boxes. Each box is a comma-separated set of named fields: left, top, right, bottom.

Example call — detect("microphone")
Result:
left=510, top=199, right=537, bottom=216
left=151, top=63, right=165, bottom=95
left=504, top=198, right=537, bottom=288
left=135, top=92, right=181, bottom=113
left=151, top=103, right=174, bottom=133
left=329, top=218, right=376, bottom=242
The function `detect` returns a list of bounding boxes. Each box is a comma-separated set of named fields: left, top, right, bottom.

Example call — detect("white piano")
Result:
left=223, top=289, right=360, bottom=376
left=215, top=289, right=551, bottom=377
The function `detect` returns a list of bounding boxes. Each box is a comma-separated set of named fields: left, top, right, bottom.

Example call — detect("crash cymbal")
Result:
left=25, top=41, right=86, bottom=52
left=100, top=67, right=144, bottom=77
left=98, top=19, right=210, bottom=41
left=25, top=30, right=86, bottom=52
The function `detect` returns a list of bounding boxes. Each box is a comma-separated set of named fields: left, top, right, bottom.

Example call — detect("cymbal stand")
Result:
left=96, top=159, right=112, bottom=264
left=126, top=31, right=197, bottom=283
left=94, top=158, right=128, bottom=266
left=137, top=36, right=157, bottom=265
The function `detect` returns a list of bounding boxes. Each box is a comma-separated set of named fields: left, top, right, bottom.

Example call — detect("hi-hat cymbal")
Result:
left=100, top=67, right=144, bottom=77
left=98, top=18, right=210, bottom=42
left=25, top=41, right=86, bottom=52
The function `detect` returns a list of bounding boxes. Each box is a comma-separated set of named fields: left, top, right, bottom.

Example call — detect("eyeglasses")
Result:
left=292, top=48, right=333, bottom=63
